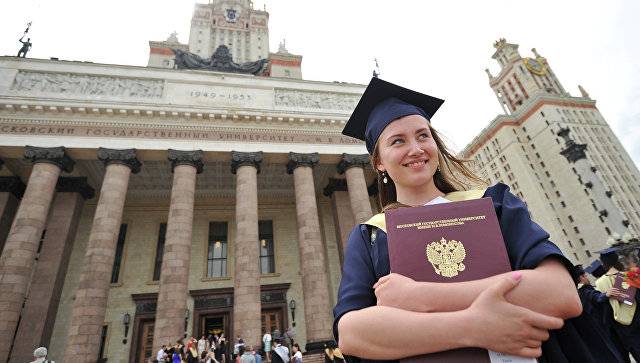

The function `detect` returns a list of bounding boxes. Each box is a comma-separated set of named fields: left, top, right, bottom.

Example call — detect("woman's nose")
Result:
left=407, top=141, right=424, bottom=155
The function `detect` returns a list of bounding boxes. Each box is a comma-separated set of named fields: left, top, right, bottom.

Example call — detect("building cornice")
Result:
left=461, top=94, right=597, bottom=157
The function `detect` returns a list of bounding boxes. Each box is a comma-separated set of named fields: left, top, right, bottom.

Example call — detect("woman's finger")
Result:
left=516, top=346, right=543, bottom=358
left=372, top=275, right=389, bottom=289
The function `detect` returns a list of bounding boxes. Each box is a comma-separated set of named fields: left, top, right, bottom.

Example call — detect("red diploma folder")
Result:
left=385, top=198, right=517, bottom=363
left=613, top=274, right=637, bottom=306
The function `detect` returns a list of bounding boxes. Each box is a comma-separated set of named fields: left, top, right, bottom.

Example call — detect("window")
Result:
left=560, top=201, right=566, bottom=208
left=152, top=223, right=167, bottom=281
left=579, top=238, right=585, bottom=246
left=562, top=229, right=568, bottom=236
left=568, top=215, right=574, bottom=223
left=207, top=222, right=229, bottom=278
left=585, top=250, right=592, bottom=258
left=574, top=226, right=580, bottom=234
left=259, top=220, right=275, bottom=274
left=110, top=224, right=128, bottom=283
left=605, top=227, right=611, bottom=235
left=98, top=325, right=108, bottom=359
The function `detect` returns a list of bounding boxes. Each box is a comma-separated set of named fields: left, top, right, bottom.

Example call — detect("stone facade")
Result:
left=0, top=50, right=371, bottom=362
left=463, top=40, right=640, bottom=267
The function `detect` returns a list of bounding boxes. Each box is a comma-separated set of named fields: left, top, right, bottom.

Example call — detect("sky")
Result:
left=1, top=0, right=639, bottom=166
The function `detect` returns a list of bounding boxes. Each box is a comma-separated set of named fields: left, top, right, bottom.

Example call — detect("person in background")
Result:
left=240, top=345, right=256, bottom=363
left=595, top=246, right=640, bottom=361
left=30, top=347, right=54, bottom=363
left=199, top=335, right=208, bottom=356
left=323, top=342, right=343, bottom=363
left=262, top=330, right=272, bottom=361
left=569, top=264, right=630, bottom=362
left=271, top=338, right=289, bottom=363
left=253, top=347, right=263, bottom=363
left=291, top=344, right=302, bottom=363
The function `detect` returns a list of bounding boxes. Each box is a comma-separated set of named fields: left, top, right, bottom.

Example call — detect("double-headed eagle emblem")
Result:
left=426, top=238, right=466, bottom=278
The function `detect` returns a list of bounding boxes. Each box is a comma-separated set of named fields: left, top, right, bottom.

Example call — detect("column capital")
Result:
left=56, top=177, right=95, bottom=200
left=231, top=151, right=263, bottom=174
left=337, top=153, right=370, bottom=174
left=322, top=178, right=348, bottom=197
left=0, top=176, right=26, bottom=199
left=168, top=149, right=204, bottom=174
left=24, top=146, right=75, bottom=173
left=287, top=152, right=319, bottom=174
left=97, top=148, right=142, bottom=173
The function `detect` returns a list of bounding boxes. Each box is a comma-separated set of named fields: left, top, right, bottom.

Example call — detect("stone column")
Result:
left=337, top=154, right=373, bottom=224
left=10, top=177, right=94, bottom=363
left=0, top=146, right=74, bottom=363
left=323, top=178, right=354, bottom=262
left=64, top=148, right=141, bottom=363
left=231, top=151, right=262, bottom=348
left=287, top=152, right=333, bottom=351
left=0, top=176, right=26, bottom=254
left=153, top=150, right=203, bottom=350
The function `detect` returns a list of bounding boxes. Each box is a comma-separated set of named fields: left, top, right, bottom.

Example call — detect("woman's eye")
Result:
left=418, top=133, right=429, bottom=140
left=391, top=138, right=404, bottom=145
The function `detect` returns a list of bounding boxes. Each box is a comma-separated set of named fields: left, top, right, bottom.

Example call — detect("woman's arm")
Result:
left=339, top=274, right=563, bottom=359
left=375, top=259, right=582, bottom=319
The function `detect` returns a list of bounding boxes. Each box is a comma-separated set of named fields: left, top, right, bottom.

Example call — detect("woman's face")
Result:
left=375, top=114, right=439, bottom=191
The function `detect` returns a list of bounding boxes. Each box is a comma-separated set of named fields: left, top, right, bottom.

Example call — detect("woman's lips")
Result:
left=403, top=159, right=428, bottom=169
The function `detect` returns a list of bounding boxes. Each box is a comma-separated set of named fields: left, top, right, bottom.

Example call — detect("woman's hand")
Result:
left=463, top=272, right=564, bottom=358
left=606, top=287, right=627, bottom=299
left=373, top=273, right=426, bottom=311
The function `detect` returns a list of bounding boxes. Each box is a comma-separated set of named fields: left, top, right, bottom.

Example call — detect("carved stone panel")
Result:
left=275, top=89, right=360, bottom=111
left=11, top=71, right=164, bottom=99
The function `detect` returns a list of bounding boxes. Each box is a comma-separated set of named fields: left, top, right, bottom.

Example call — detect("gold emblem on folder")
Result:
left=426, top=238, right=467, bottom=278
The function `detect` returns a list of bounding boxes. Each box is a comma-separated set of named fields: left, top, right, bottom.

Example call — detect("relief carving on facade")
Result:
left=11, top=71, right=164, bottom=99
left=274, top=89, right=359, bottom=111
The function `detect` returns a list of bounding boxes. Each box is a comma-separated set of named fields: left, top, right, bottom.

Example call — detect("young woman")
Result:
left=334, top=78, right=582, bottom=362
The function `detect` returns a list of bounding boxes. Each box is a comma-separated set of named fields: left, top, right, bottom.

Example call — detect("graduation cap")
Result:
left=597, top=246, right=618, bottom=255
left=584, top=260, right=605, bottom=278
left=342, top=77, right=444, bottom=154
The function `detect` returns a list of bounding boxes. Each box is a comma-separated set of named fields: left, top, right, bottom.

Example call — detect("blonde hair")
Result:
left=371, top=124, right=485, bottom=210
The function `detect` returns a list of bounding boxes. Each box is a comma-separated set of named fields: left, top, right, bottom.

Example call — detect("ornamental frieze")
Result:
left=10, top=71, right=164, bottom=99
left=274, top=89, right=360, bottom=111
left=0, top=123, right=362, bottom=146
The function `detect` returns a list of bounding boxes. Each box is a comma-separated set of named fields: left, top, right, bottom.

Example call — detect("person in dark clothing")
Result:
left=568, top=264, right=630, bottom=362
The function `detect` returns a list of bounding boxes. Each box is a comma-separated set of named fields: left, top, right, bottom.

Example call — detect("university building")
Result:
left=1, top=2, right=640, bottom=363
left=462, top=39, right=640, bottom=266
left=0, top=1, right=375, bottom=362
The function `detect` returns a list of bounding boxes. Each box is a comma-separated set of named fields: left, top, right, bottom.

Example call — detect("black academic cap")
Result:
left=342, top=77, right=444, bottom=154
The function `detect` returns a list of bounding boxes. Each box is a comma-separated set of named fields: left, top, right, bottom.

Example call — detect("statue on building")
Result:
left=172, top=45, right=268, bottom=75
left=17, top=22, right=32, bottom=58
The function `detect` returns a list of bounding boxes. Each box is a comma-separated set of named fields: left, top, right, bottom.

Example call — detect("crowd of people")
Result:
left=151, top=328, right=304, bottom=363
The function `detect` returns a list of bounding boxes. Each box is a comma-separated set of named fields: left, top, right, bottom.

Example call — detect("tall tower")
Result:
left=189, top=0, right=269, bottom=63
left=463, top=39, right=640, bottom=266
left=486, top=38, right=567, bottom=114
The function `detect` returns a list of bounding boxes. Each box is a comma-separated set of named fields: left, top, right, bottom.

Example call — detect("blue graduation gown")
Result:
left=333, top=183, right=575, bottom=363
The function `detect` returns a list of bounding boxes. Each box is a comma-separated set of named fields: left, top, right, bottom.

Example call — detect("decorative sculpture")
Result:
left=17, top=22, right=32, bottom=58
left=172, top=45, right=268, bottom=75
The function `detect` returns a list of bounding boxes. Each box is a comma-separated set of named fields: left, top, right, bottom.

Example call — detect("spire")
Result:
left=578, top=85, right=590, bottom=99
left=167, top=31, right=179, bottom=43
left=278, top=39, right=289, bottom=54
left=484, top=68, right=493, bottom=79
left=531, top=48, right=541, bottom=58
